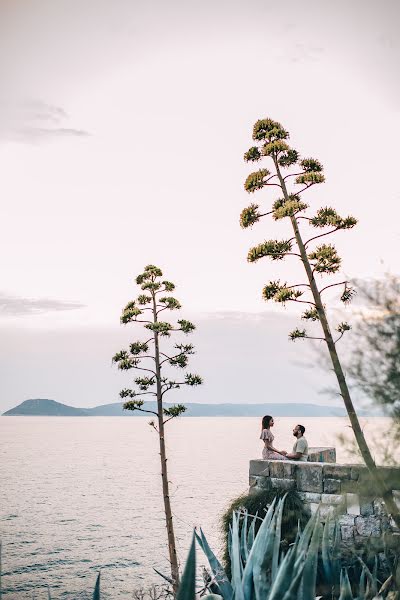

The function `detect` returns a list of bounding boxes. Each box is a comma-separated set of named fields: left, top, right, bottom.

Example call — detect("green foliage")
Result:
left=336, top=322, right=351, bottom=334
left=308, top=244, right=341, bottom=274
left=119, top=388, right=137, bottom=398
left=310, top=207, right=357, bottom=230
left=185, top=373, right=202, bottom=386
left=278, top=148, right=299, bottom=167
left=137, top=294, right=152, bottom=305
left=295, top=171, right=325, bottom=185
left=244, top=147, right=261, bottom=162
left=136, top=265, right=163, bottom=284
left=163, top=404, right=187, bottom=418
left=240, top=204, right=261, bottom=228
left=159, top=296, right=181, bottom=310
left=141, top=281, right=162, bottom=292
left=261, top=280, right=284, bottom=300
left=289, top=327, right=307, bottom=341
left=123, top=399, right=144, bottom=411
left=272, top=195, right=308, bottom=220
left=120, top=303, right=142, bottom=323
left=178, top=320, right=195, bottom=334
left=262, top=140, right=290, bottom=156
left=244, top=169, right=271, bottom=193
left=300, top=157, right=323, bottom=172
left=162, top=280, right=176, bottom=292
left=176, top=535, right=196, bottom=600
left=252, top=119, right=288, bottom=141
left=145, top=322, right=173, bottom=336
left=135, top=376, right=156, bottom=390
left=247, top=239, right=292, bottom=263
left=93, top=572, right=100, bottom=600
left=274, top=287, right=303, bottom=303
left=340, top=285, right=356, bottom=304
left=169, top=354, right=189, bottom=368
left=129, top=341, right=149, bottom=355
left=302, top=307, right=320, bottom=321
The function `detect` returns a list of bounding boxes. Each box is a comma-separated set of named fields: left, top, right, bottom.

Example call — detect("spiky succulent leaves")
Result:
left=244, top=169, right=271, bottom=193
left=123, top=399, right=144, bottom=411
left=308, top=244, right=341, bottom=274
left=340, top=285, right=356, bottom=304
left=176, top=534, right=196, bottom=600
left=145, top=321, right=173, bottom=336
left=310, top=207, right=357, bottom=230
left=117, top=357, right=140, bottom=370
left=135, top=376, right=156, bottom=390
left=338, top=569, right=353, bottom=600
left=295, top=171, right=325, bottom=185
left=178, top=319, right=195, bottom=334
left=262, top=140, right=291, bottom=156
left=336, top=322, right=351, bottom=334
left=240, top=204, right=262, bottom=229
left=112, top=350, right=129, bottom=363
left=230, top=512, right=245, bottom=600
left=300, top=158, right=323, bottom=173
left=247, top=240, right=292, bottom=263
left=159, top=296, right=182, bottom=310
left=129, top=341, right=149, bottom=355
left=244, top=146, right=261, bottom=162
left=93, top=572, right=101, bottom=600
left=195, top=529, right=233, bottom=600
left=302, top=308, right=320, bottom=321
left=289, top=328, right=307, bottom=341
left=252, top=119, right=288, bottom=141
left=163, top=404, right=187, bottom=418
left=185, top=373, right=202, bottom=386
left=278, top=148, right=299, bottom=168
left=272, top=195, right=308, bottom=220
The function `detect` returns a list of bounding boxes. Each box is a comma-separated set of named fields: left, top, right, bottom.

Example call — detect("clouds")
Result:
left=0, top=98, right=88, bottom=143
left=0, top=293, right=85, bottom=316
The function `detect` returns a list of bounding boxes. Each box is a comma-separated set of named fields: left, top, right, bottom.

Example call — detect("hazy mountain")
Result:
left=3, top=398, right=88, bottom=416
left=2, top=398, right=350, bottom=417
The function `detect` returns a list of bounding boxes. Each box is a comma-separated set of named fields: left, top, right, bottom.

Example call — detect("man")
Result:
left=282, top=424, right=309, bottom=461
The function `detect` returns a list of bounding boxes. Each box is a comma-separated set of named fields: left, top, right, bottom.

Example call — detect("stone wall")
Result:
left=249, top=457, right=400, bottom=547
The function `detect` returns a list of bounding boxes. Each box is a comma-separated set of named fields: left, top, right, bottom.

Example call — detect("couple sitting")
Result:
left=260, top=415, right=308, bottom=462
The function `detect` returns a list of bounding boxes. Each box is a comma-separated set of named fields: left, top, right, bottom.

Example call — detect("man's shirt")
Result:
left=293, top=436, right=308, bottom=461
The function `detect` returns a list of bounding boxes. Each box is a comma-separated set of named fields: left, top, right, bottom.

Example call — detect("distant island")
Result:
left=1, top=398, right=376, bottom=417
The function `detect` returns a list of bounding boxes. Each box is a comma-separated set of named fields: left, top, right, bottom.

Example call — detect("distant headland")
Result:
left=2, top=398, right=376, bottom=417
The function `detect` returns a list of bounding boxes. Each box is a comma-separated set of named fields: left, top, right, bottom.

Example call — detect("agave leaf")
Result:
left=359, top=568, right=366, bottom=599
left=272, top=493, right=287, bottom=579
left=242, top=498, right=277, bottom=600
left=338, top=568, right=353, bottom=600
left=357, top=557, right=378, bottom=597
left=202, top=596, right=224, bottom=600
left=240, top=511, right=249, bottom=564
left=177, top=534, right=196, bottom=600
left=231, top=512, right=245, bottom=600
left=195, top=529, right=233, bottom=600
left=268, top=546, right=300, bottom=600
left=47, top=586, right=52, bottom=600
left=321, top=517, right=332, bottom=583
left=228, top=527, right=233, bottom=563
left=153, top=567, right=174, bottom=585
left=93, top=572, right=101, bottom=600
left=281, top=554, right=307, bottom=600
left=300, top=515, right=322, bottom=600
left=251, top=498, right=281, bottom=600
left=247, top=513, right=257, bottom=553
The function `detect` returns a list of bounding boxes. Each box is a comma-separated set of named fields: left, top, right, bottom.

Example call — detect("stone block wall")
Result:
left=249, top=458, right=400, bottom=547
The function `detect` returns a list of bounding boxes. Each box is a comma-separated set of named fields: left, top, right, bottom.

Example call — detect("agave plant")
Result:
left=174, top=497, right=398, bottom=600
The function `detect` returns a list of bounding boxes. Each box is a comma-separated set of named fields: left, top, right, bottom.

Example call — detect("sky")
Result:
left=0, top=0, right=399, bottom=412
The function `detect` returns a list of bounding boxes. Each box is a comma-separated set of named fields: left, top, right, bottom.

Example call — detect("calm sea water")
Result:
left=0, top=416, right=395, bottom=599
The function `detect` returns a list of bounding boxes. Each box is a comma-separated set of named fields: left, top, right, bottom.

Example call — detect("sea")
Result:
left=0, top=416, right=397, bottom=599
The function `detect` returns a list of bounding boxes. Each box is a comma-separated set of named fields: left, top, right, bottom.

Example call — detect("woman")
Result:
left=260, top=415, right=287, bottom=460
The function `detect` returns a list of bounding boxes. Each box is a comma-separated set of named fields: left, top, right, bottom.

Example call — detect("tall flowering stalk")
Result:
left=240, top=118, right=400, bottom=527
left=113, top=265, right=202, bottom=591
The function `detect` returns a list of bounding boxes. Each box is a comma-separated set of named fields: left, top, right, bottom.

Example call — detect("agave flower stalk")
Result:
left=241, top=118, right=400, bottom=528
left=113, top=265, right=202, bottom=592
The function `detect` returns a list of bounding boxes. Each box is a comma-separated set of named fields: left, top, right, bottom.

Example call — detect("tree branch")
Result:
left=304, top=228, right=340, bottom=247
left=126, top=407, right=159, bottom=417
left=319, top=281, right=348, bottom=294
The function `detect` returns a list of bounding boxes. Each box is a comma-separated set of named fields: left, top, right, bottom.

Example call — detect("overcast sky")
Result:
left=0, top=0, right=399, bottom=412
